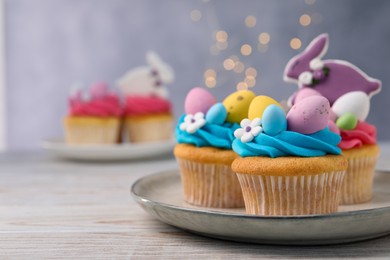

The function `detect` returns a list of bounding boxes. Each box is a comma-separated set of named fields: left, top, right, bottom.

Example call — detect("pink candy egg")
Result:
left=294, top=88, right=322, bottom=104
left=90, top=82, right=108, bottom=99
left=287, top=96, right=330, bottom=134
left=184, top=87, right=216, bottom=114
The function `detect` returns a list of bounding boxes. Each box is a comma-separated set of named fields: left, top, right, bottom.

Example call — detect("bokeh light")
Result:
left=290, top=38, right=302, bottom=50
left=236, top=82, right=248, bottom=91
left=216, top=41, right=228, bottom=50
left=245, top=77, right=256, bottom=88
left=205, top=77, right=216, bottom=88
left=299, top=14, right=311, bottom=26
left=190, top=10, right=202, bottom=21
left=234, top=62, right=245, bottom=73
left=215, top=31, right=228, bottom=42
left=240, top=44, right=252, bottom=56
left=245, top=67, right=257, bottom=78
left=258, top=33, right=271, bottom=44
left=204, top=69, right=216, bottom=78
left=245, top=15, right=257, bottom=28
left=223, top=59, right=235, bottom=70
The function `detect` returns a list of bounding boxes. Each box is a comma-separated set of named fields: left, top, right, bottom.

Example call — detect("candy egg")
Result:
left=332, top=91, right=370, bottom=121
left=293, top=88, right=322, bottom=104
left=206, top=103, right=227, bottom=125
left=90, top=82, right=108, bottom=99
left=185, top=87, right=216, bottom=115
left=223, top=90, right=256, bottom=123
left=262, top=105, right=287, bottom=136
left=287, top=96, right=330, bottom=134
left=248, top=95, right=282, bottom=120
left=336, top=112, right=358, bottom=130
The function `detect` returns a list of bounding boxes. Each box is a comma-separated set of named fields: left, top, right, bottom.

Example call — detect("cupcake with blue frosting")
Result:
left=174, top=88, right=255, bottom=208
left=231, top=95, right=348, bottom=215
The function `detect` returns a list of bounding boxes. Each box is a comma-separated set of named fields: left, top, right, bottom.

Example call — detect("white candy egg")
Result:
left=331, top=91, right=370, bottom=121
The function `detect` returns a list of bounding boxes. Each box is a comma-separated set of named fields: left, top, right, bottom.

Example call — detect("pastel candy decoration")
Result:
left=248, top=95, right=282, bottom=120
left=262, top=105, right=287, bottom=136
left=332, top=91, right=370, bottom=121
left=117, top=51, right=174, bottom=99
left=223, top=90, right=256, bottom=123
left=287, top=96, right=330, bottom=134
left=90, top=82, right=108, bottom=99
left=336, top=113, right=358, bottom=130
left=284, top=33, right=381, bottom=105
left=185, top=87, right=216, bottom=115
left=206, top=103, right=227, bottom=125
left=291, top=88, right=321, bottom=105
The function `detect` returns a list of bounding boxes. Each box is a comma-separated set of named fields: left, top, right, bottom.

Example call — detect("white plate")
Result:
left=41, top=138, right=175, bottom=161
left=131, top=170, right=390, bottom=245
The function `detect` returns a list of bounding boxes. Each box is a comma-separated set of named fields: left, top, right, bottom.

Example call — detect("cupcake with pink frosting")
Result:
left=117, top=52, right=174, bottom=143
left=64, top=82, right=122, bottom=144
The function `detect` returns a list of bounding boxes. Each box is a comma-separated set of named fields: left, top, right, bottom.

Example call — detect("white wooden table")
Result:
left=0, top=151, right=390, bottom=259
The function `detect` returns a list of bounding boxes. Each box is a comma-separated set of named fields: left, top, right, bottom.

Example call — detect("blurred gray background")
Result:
left=5, top=0, right=389, bottom=150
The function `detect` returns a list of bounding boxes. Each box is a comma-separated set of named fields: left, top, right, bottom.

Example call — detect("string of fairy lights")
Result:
left=190, top=0, right=322, bottom=91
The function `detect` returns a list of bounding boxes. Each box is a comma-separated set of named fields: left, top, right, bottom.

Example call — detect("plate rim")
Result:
left=41, top=137, right=176, bottom=150
left=131, top=169, right=390, bottom=220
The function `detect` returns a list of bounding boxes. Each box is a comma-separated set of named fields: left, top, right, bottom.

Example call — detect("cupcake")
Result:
left=331, top=93, right=379, bottom=204
left=64, top=82, right=122, bottom=144
left=231, top=95, right=348, bottom=216
left=117, top=52, right=174, bottom=143
left=284, top=34, right=382, bottom=205
left=174, top=88, right=255, bottom=208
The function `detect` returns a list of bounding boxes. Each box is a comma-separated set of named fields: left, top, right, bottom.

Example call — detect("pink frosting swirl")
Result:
left=69, top=94, right=122, bottom=117
left=339, top=121, right=376, bottom=150
left=124, top=95, right=172, bottom=116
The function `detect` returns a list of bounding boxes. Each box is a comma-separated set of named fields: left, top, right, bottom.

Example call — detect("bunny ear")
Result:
left=304, top=33, right=329, bottom=59
left=146, top=51, right=174, bottom=83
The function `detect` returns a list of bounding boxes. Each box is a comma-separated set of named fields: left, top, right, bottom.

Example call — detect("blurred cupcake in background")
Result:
left=64, top=82, right=122, bottom=144
left=117, top=52, right=174, bottom=143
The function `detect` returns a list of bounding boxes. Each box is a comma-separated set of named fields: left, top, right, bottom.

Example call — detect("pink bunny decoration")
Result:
left=284, top=34, right=381, bottom=105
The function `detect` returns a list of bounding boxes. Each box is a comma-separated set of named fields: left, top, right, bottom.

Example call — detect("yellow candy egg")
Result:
left=248, top=95, right=283, bottom=120
left=223, top=90, right=256, bottom=123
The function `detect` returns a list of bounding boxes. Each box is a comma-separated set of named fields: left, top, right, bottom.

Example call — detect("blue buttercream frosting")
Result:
left=232, top=127, right=342, bottom=158
left=176, top=114, right=239, bottom=149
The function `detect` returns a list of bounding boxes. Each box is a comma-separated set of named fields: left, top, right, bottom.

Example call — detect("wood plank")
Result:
left=0, top=152, right=389, bottom=258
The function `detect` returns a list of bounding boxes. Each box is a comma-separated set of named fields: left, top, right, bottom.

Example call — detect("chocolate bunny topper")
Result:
left=284, top=34, right=381, bottom=106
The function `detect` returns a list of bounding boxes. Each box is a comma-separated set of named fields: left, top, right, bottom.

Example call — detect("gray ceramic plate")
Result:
left=131, top=170, right=390, bottom=245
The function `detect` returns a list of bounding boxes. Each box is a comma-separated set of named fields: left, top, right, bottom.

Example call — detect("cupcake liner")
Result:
left=236, top=171, right=345, bottom=215
left=65, top=119, right=120, bottom=144
left=177, top=158, right=244, bottom=208
left=125, top=117, right=172, bottom=143
left=340, top=155, right=378, bottom=205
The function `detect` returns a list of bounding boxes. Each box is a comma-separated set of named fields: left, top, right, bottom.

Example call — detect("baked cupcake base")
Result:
left=174, top=144, right=244, bottom=208
left=232, top=156, right=348, bottom=216
left=125, top=113, right=173, bottom=143
left=340, top=144, right=380, bottom=205
left=64, top=116, right=121, bottom=144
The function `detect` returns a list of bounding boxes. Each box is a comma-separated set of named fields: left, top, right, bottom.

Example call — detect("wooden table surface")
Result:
left=1, top=151, right=390, bottom=259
